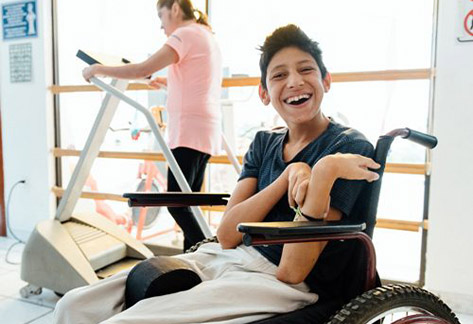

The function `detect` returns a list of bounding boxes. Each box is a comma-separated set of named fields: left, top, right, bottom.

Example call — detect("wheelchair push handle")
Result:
left=386, top=128, right=437, bottom=149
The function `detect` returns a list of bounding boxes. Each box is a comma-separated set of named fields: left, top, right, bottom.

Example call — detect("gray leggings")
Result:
left=53, top=243, right=318, bottom=324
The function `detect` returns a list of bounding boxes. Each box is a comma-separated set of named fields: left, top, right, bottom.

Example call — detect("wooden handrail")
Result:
left=331, top=69, right=432, bottom=82
left=53, top=148, right=426, bottom=175
left=376, top=218, right=429, bottom=231
left=51, top=186, right=428, bottom=232
left=49, top=68, right=434, bottom=234
left=52, top=186, right=128, bottom=202
left=49, top=69, right=433, bottom=94
left=385, top=163, right=426, bottom=175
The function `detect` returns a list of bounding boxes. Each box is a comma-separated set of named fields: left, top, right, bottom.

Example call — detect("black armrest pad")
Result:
left=123, top=192, right=230, bottom=207
left=238, top=219, right=366, bottom=242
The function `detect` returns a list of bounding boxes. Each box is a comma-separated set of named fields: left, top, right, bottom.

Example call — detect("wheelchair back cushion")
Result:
left=125, top=256, right=202, bottom=309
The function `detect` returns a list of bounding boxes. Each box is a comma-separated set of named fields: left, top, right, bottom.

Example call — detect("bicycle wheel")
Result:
left=327, top=284, right=460, bottom=324
left=131, top=179, right=161, bottom=229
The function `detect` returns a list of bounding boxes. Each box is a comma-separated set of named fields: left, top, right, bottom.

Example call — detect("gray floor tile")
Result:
left=0, top=236, right=17, bottom=250
left=0, top=269, right=27, bottom=297
left=0, top=266, right=12, bottom=276
left=0, top=247, right=23, bottom=272
left=26, top=310, right=54, bottom=324
left=0, top=297, right=51, bottom=324
left=0, top=260, right=21, bottom=272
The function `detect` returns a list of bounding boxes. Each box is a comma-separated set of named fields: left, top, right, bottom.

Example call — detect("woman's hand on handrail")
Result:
left=149, top=77, right=167, bottom=90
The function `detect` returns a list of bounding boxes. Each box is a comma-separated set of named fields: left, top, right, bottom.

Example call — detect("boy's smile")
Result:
left=284, top=93, right=312, bottom=105
left=260, top=46, right=331, bottom=127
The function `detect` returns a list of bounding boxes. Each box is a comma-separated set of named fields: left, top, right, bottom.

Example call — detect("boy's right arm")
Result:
left=217, top=170, right=291, bottom=249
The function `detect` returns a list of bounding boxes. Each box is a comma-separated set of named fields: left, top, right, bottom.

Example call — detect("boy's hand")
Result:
left=321, top=153, right=381, bottom=182
left=286, top=162, right=311, bottom=208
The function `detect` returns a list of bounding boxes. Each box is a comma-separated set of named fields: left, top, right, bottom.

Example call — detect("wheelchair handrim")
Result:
left=366, top=306, right=441, bottom=324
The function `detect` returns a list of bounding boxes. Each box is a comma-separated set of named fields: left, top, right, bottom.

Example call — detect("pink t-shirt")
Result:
left=165, top=23, right=222, bottom=156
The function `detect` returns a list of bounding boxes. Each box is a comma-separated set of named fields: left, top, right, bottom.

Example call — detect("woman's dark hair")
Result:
left=259, top=24, right=327, bottom=90
left=157, top=0, right=210, bottom=28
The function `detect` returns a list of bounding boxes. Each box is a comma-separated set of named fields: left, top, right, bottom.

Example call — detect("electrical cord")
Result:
left=4, top=179, right=26, bottom=265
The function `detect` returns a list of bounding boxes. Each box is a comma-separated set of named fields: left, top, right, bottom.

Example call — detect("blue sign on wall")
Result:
left=2, top=1, right=37, bottom=40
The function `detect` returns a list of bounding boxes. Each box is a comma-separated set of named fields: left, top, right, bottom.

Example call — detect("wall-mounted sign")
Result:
left=9, top=43, right=32, bottom=83
left=458, top=0, right=473, bottom=42
left=2, top=1, right=37, bottom=40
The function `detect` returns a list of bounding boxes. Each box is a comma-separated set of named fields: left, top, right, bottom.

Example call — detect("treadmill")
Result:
left=19, top=50, right=214, bottom=297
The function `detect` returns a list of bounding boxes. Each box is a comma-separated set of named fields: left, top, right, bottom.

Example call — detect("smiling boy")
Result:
left=54, top=24, right=378, bottom=324
left=217, top=24, right=379, bottom=317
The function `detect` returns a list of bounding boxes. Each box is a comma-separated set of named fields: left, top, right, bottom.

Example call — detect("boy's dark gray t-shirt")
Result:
left=239, top=119, right=374, bottom=301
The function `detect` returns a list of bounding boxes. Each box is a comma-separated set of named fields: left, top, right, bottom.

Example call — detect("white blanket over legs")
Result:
left=54, top=243, right=318, bottom=324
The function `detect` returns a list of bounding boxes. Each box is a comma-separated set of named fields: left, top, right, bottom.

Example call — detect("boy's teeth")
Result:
left=286, top=94, right=310, bottom=104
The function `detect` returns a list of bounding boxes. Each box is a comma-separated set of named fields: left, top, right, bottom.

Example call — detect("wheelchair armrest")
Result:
left=123, top=192, right=230, bottom=207
left=238, top=219, right=366, bottom=246
left=238, top=219, right=377, bottom=291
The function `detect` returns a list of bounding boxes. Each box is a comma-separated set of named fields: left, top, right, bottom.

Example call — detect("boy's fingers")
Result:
left=288, top=180, right=295, bottom=207
left=288, top=174, right=300, bottom=207
left=292, top=182, right=299, bottom=200
left=295, top=181, right=308, bottom=207
left=368, top=161, right=381, bottom=169
left=288, top=192, right=295, bottom=208
left=360, top=157, right=381, bottom=169
left=289, top=183, right=298, bottom=207
left=365, top=170, right=380, bottom=182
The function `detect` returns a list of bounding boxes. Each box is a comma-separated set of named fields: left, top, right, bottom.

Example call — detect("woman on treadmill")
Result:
left=83, top=0, right=222, bottom=251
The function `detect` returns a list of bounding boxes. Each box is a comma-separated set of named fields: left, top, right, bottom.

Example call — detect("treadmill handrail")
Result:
left=90, top=76, right=213, bottom=238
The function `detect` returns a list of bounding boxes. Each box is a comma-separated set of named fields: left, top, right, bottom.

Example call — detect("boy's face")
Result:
left=259, top=46, right=331, bottom=126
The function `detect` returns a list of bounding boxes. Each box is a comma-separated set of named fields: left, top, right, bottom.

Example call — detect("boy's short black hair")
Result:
left=259, top=24, right=327, bottom=90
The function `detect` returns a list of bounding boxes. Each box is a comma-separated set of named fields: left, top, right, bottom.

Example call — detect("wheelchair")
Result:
left=125, top=128, right=460, bottom=324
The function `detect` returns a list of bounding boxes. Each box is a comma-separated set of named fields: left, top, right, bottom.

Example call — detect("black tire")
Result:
left=327, top=284, right=460, bottom=324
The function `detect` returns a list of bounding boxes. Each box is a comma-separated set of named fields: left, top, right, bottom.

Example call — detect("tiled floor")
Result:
left=1, top=236, right=472, bottom=324
left=0, top=237, right=57, bottom=323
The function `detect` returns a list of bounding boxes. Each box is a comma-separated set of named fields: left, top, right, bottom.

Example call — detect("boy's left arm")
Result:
left=276, top=207, right=342, bottom=284
left=276, top=152, right=379, bottom=284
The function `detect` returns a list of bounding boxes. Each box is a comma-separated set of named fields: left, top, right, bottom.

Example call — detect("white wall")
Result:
left=0, top=0, right=55, bottom=239
left=0, top=0, right=471, bottom=314
left=426, top=0, right=473, bottom=314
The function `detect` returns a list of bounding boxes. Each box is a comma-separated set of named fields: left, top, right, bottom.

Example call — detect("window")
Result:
left=210, top=0, right=435, bottom=282
left=54, top=0, right=436, bottom=283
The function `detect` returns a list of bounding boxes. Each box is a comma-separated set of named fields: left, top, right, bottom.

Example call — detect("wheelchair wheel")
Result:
left=327, top=284, right=460, bottom=324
